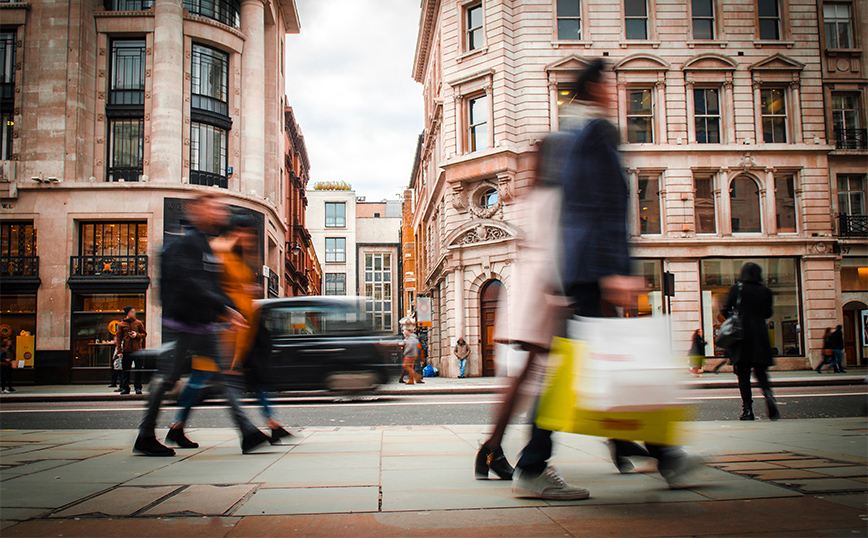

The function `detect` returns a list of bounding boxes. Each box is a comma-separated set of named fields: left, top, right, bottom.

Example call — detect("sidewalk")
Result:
left=1, top=419, right=866, bottom=537
left=1, top=368, right=866, bottom=403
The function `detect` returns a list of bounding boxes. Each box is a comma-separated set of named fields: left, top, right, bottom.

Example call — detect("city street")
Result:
left=0, top=384, right=866, bottom=430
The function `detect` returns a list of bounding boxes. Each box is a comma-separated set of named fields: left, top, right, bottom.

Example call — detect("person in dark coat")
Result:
left=720, top=262, right=779, bottom=421
left=688, top=328, right=707, bottom=377
left=817, top=327, right=834, bottom=373
left=829, top=325, right=846, bottom=373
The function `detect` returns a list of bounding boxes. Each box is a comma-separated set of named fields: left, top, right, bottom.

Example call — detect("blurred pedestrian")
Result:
left=117, top=306, right=146, bottom=395
left=0, top=338, right=14, bottom=393
left=453, top=337, right=470, bottom=378
left=134, top=192, right=269, bottom=457
left=720, top=262, right=779, bottom=421
left=688, top=329, right=707, bottom=377
left=817, top=327, right=834, bottom=373
left=402, top=328, right=423, bottom=385
left=829, top=325, right=846, bottom=373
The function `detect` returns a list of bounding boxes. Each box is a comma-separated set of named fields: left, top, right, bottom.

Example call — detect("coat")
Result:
left=688, top=334, right=707, bottom=357
left=116, top=319, right=146, bottom=354
left=720, top=282, right=774, bottom=367
left=453, top=343, right=470, bottom=361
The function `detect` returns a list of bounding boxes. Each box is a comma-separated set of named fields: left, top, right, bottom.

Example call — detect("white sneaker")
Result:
left=512, top=466, right=590, bottom=501
left=1, top=389, right=8, bottom=394
left=659, top=450, right=704, bottom=489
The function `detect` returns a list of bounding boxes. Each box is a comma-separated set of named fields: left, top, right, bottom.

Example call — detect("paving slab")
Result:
left=742, top=469, right=829, bottom=480
left=232, top=486, right=379, bottom=515
left=780, top=478, right=867, bottom=493
left=143, top=484, right=256, bottom=516
left=804, top=465, right=868, bottom=477
left=0, top=516, right=241, bottom=538
left=0, top=459, right=78, bottom=479
left=52, top=485, right=179, bottom=518
left=0, top=478, right=110, bottom=509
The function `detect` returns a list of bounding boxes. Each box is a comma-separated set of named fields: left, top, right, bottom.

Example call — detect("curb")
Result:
left=0, top=376, right=864, bottom=403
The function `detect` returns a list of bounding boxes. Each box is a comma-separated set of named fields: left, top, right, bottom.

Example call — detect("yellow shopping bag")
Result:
left=536, top=334, right=691, bottom=446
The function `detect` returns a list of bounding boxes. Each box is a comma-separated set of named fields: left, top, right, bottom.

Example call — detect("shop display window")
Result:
left=71, top=293, right=145, bottom=368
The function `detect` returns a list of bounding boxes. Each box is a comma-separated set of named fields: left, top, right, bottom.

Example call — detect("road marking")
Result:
left=685, top=392, right=868, bottom=400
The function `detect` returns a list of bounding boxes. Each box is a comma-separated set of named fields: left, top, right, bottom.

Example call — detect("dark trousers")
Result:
left=516, top=283, right=602, bottom=476
left=121, top=354, right=143, bottom=392
left=734, top=361, right=773, bottom=408
left=110, top=367, right=120, bottom=387
left=0, top=364, right=12, bottom=390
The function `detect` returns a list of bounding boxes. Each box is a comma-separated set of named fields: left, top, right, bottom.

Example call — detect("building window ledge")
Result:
left=94, top=9, right=153, bottom=18
left=619, top=40, right=661, bottom=49
left=686, top=40, right=728, bottom=49
left=550, top=40, right=593, bottom=49
left=752, top=40, right=795, bottom=48
left=457, top=47, right=487, bottom=63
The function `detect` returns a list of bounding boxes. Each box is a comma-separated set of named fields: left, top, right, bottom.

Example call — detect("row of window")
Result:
left=323, top=253, right=394, bottom=330
left=105, top=0, right=240, bottom=29
left=467, top=0, right=857, bottom=47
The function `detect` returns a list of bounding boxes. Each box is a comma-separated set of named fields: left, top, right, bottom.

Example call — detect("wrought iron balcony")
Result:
left=835, top=128, right=867, bottom=150
left=0, top=256, right=38, bottom=278
left=70, top=255, right=148, bottom=277
left=104, top=0, right=153, bottom=10
left=190, top=170, right=228, bottom=189
left=183, top=0, right=240, bottom=28
left=838, top=214, right=868, bottom=238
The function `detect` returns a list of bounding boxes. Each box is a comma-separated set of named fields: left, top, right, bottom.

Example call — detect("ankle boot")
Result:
left=475, top=445, right=514, bottom=480
left=165, top=426, right=199, bottom=449
left=269, top=426, right=292, bottom=445
left=764, top=390, right=780, bottom=421
left=739, top=405, right=755, bottom=421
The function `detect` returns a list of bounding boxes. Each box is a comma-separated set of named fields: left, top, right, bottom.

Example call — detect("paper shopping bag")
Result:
left=536, top=316, right=691, bottom=446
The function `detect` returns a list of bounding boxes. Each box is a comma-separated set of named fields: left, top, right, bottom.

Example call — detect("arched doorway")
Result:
left=843, top=301, right=867, bottom=366
left=479, top=279, right=503, bottom=377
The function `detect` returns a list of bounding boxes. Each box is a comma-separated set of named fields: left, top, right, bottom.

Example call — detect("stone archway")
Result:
left=843, top=301, right=867, bottom=366
left=479, top=279, right=504, bottom=377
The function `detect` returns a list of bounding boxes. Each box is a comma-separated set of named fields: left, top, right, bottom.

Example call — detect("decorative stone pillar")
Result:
left=241, top=0, right=266, bottom=197
left=719, top=168, right=732, bottom=236
left=150, top=0, right=185, bottom=184
left=454, top=264, right=465, bottom=341
left=617, top=79, right=627, bottom=144
left=452, top=93, right=463, bottom=156
left=790, top=80, right=803, bottom=144
left=484, top=83, right=494, bottom=148
left=627, top=169, right=640, bottom=236
left=655, top=78, right=667, bottom=144
left=752, top=79, right=763, bottom=144
left=764, top=168, right=777, bottom=235
left=723, top=79, right=735, bottom=144
left=684, top=77, right=695, bottom=144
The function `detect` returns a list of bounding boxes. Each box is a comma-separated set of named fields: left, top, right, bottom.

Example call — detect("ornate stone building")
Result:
left=410, top=0, right=860, bottom=377
left=0, top=0, right=302, bottom=383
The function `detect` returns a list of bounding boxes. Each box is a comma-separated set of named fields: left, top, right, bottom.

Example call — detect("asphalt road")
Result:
left=0, top=385, right=865, bottom=430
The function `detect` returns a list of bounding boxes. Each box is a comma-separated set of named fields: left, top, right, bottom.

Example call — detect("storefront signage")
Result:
left=16, top=332, right=34, bottom=368
left=417, top=297, right=432, bottom=327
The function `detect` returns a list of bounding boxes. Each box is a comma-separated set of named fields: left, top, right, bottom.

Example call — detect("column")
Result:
left=685, top=78, right=695, bottom=144
left=240, top=0, right=266, bottom=197
left=718, top=169, right=732, bottom=236
left=752, top=79, right=763, bottom=145
left=453, top=93, right=463, bottom=156
left=454, top=264, right=465, bottom=340
left=627, top=169, right=640, bottom=236
left=150, top=0, right=184, bottom=184
left=764, top=168, right=777, bottom=235
left=484, top=83, right=494, bottom=148
left=791, top=81, right=803, bottom=144
left=617, top=79, right=627, bottom=144
left=655, top=78, right=667, bottom=144
left=723, top=78, right=735, bottom=144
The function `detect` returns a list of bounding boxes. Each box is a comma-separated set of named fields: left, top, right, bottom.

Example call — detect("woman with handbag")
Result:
left=719, top=262, right=779, bottom=421
left=687, top=329, right=706, bottom=377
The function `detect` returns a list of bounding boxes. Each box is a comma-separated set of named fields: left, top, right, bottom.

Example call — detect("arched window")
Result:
left=730, top=175, right=762, bottom=233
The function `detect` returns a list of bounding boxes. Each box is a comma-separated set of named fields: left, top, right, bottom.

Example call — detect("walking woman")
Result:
left=816, top=327, right=834, bottom=373
left=688, top=329, right=706, bottom=377
left=720, top=262, right=779, bottom=421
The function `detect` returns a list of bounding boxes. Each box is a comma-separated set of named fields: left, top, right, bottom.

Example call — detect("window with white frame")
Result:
left=638, top=174, right=661, bottom=234
left=823, top=3, right=853, bottom=49
left=624, top=0, right=648, bottom=40
left=324, top=273, right=346, bottom=296
left=468, top=94, right=489, bottom=152
left=694, top=175, right=717, bottom=234
left=760, top=88, right=787, bottom=143
left=324, top=237, right=346, bottom=263
left=691, top=0, right=715, bottom=40
left=364, top=253, right=392, bottom=331
left=694, top=88, right=721, bottom=144
left=730, top=176, right=762, bottom=233
left=775, top=174, right=796, bottom=233
left=627, top=88, right=654, bottom=143
left=465, top=2, right=484, bottom=51
left=556, top=0, right=582, bottom=40
left=556, top=87, right=575, bottom=128
left=838, top=174, right=866, bottom=216
left=831, top=92, right=863, bottom=149
left=757, top=0, right=782, bottom=40
left=325, top=202, right=346, bottom=228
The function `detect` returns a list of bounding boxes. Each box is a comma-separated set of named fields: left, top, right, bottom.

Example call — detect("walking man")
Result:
left=402, top=327, right=423, bottom=385
left=117, top=306, right=146, bottom=395
left=133, top=192, right=268, bottom=457
left=830, top=325, right=847, bottom=373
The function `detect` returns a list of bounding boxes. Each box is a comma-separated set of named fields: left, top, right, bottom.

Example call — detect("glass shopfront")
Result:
left=700, top=257, right=802, bottom=357
left=71, top=293, right=145, bottom=368
left=632, top=259, right=663, bottom=317
left=0, top=294, right=37, bottom=343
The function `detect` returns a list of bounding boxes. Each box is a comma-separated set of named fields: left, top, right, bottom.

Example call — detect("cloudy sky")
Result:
left=284, top=0, right=424, bottom=201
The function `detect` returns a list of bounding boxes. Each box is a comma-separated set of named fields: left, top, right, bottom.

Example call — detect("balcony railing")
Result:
left=107, top=167, right=142, bottom=182
left=104, top=0, right=153, bottom=10
left=189, top=170, right=227, bottom=189
left=0, top=256, right=38, bottom=278
left=70, top=255, right=148, bottom=277
left=183, top=0, right=240, bottom=28
left=838, top=214, right=868, bottom=238
left=835, top=128, right=867, bottom=150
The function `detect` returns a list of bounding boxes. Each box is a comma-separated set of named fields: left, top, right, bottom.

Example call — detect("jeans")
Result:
left=172, top=369, right=258, bottom=436
left=458, top=358, right=467, bottom=377
left=831, top=349, right=845, bottom=371
left=121, top=354, right=143, bottom=392
left=517, top=282, right=602, bottom=476
left=734, top=361, right=773, bottom=408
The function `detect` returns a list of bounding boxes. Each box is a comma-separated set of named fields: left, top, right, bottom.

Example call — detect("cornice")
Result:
left=412, top=0, right=439, bottom=83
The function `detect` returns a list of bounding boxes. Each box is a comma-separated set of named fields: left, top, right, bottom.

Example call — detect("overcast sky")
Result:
left=284, top=0, right=424, bottom=201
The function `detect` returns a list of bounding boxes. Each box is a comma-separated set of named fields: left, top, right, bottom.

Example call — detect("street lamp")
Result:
left=285, top=241, right=302, bottom=255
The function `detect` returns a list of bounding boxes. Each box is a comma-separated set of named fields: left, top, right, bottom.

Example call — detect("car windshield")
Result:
left=263, top=300, right=375, bottom=337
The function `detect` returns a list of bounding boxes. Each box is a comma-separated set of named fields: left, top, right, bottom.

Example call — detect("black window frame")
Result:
left=78, top=221, right=148, bottom=257
left=183, top=0, right=241, bottom=28
left=106, top=39, right=146, bottom=182
left=107, top=118, right=144, bottom=183
left=189, top=43, right=231, bottom=188
left=324, top=273, right=347, bottom=296
left=109, top=39, right=146, bottom=107
left=104, top=0, right=154, bottom=10
left=190, top=121, right=229, bottom=188
left=191, top=44, right=230, bottom=120
left=325, top=202, right=347, bottom=228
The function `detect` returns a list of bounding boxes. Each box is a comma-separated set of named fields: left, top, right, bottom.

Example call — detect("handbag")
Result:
left=716, top=283, right=743, bottom=351
left=112, top=350, right=123, bottom=371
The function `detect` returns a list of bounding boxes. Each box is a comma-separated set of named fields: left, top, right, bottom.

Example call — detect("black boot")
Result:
left=134, top=435, right=176, bottom=457
left=166, top=426, right=199, bottom=448
left=764, top=390, right=780, bottom=421
left=241, top=430, right=270, bottom=454
left=739, top=405, right=755, bottom=421
left=269, top=426, right=292, bottom=445
left=475, top=445, right=514, bottom=480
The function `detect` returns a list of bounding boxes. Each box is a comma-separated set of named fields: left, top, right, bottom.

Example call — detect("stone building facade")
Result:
left=409, top=0, right=862, bottom=377
left=0, top=0, right=302, bottom=383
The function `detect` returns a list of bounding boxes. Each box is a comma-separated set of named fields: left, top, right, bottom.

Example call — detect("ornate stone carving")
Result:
left=451, top=183, right=467, bottom=210
left=454, top=225, right=510, bottom=246
left=496, top=172, right=514, bottom=203
left=736, top=152, right=757, bottom=170
left=468, top=180, right=502, bottom=219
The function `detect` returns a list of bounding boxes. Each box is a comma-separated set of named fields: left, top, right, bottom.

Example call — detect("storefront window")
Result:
left=71, top=293, right=145, bottom=368
left=700, top=258, right=801, bottom=357
left=0, top=294, right=37, bottom=345
left=630, top=259, right=663, bottom=317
